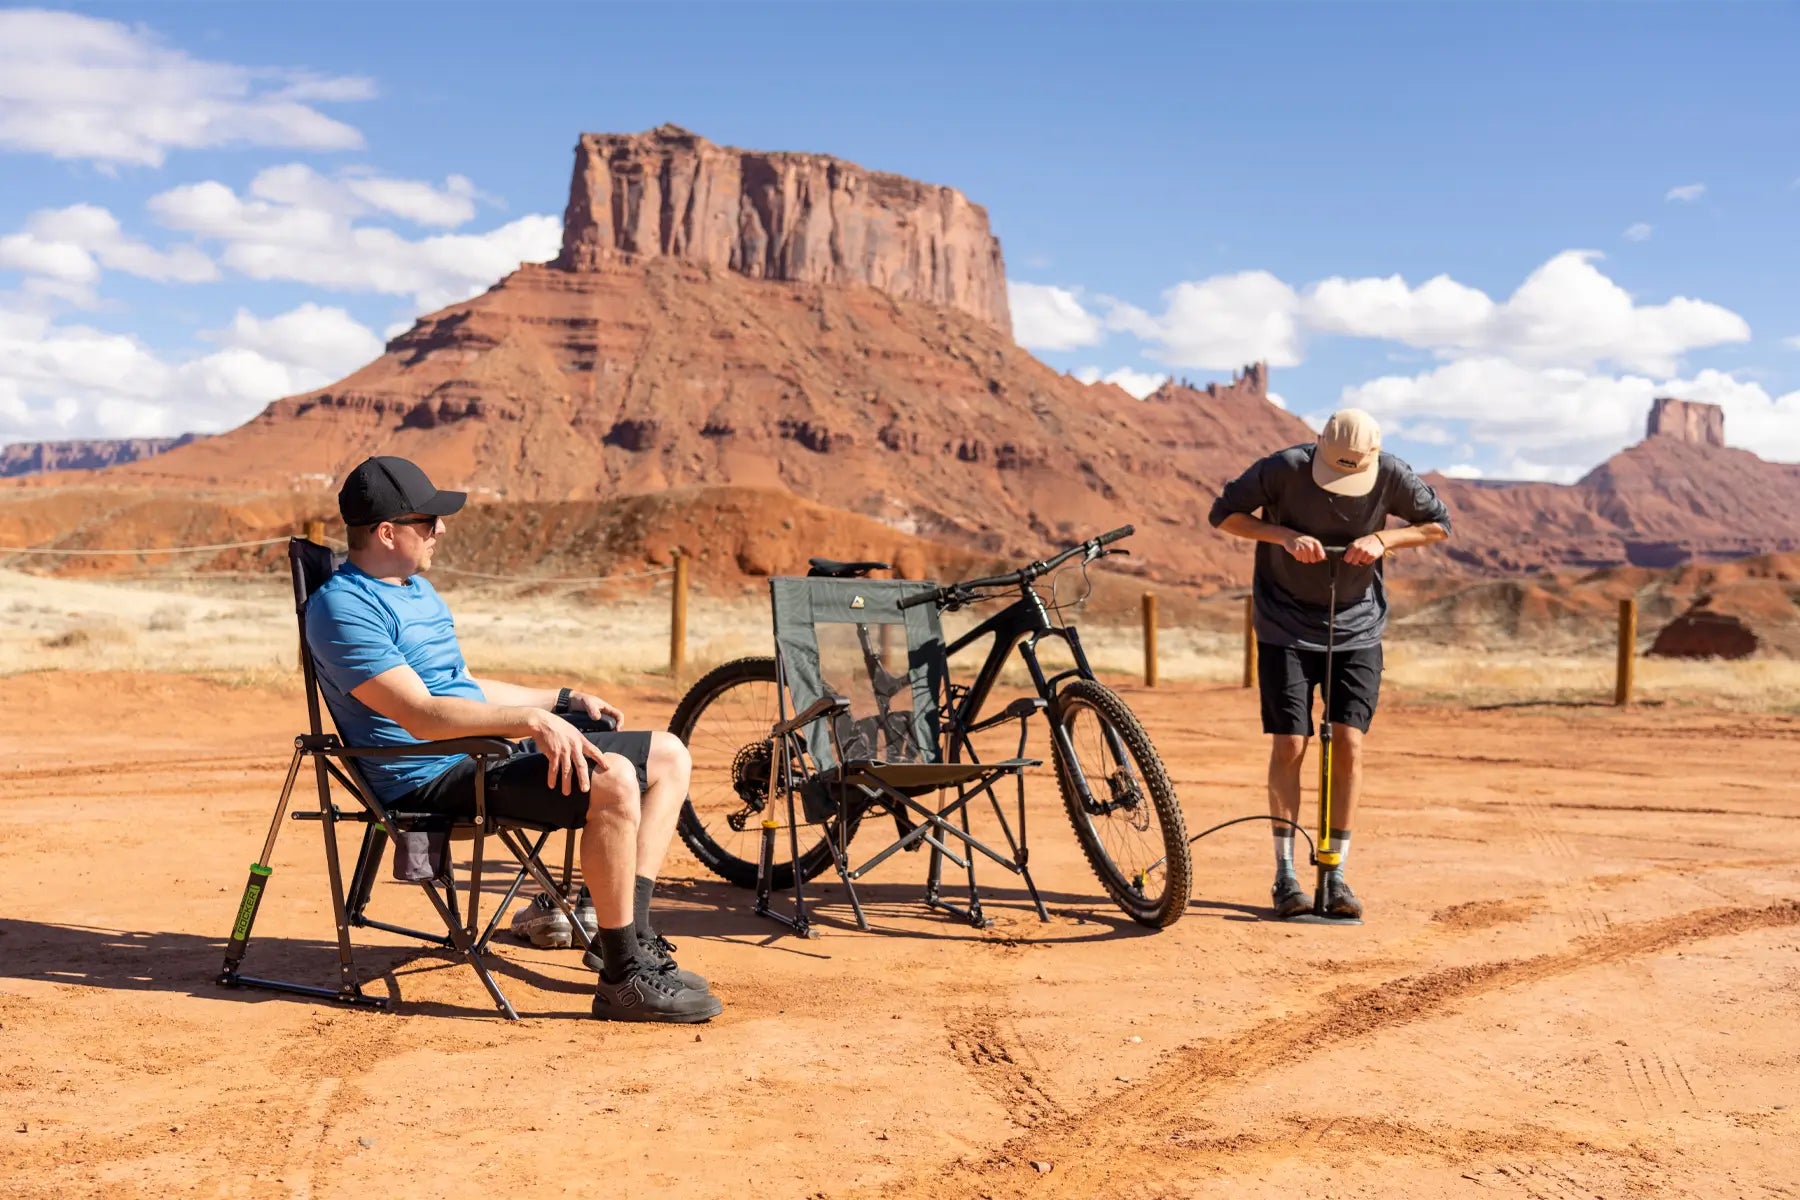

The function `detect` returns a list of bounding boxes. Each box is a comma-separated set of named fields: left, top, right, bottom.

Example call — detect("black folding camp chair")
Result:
left=754, top=574, right=1049, bottom=936
left=216, top=537, right=584, bottom=1021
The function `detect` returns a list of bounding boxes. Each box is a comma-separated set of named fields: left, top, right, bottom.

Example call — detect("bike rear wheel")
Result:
left=670, top=656, right=854, bottom=890
left=1049, top=678, right=1191, bottom=927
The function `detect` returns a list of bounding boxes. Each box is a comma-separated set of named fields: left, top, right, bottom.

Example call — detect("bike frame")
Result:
left=938, top=580, right=1136, bottom=819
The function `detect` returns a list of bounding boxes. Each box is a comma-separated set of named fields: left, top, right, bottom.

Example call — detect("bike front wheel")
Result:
left=670, top=656, right=854, bottom=891
left=1049, top=678, right=1191, bottom=928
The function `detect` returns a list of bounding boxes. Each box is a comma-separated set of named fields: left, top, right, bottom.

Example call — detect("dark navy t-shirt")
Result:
left=1208, top=444, right=1452, bottom=651
left=304, top=563, right=487, bottom=802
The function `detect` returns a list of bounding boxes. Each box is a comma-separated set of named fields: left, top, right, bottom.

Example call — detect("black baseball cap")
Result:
left=337, top=456, right=467, bottom=526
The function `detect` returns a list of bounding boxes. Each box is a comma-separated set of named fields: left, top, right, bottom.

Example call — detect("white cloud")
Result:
left=1623, top=222, right=1653, bottom=242
left=1267, top=391, right=1287, bottom=410
left=1103, top=271, right=1302, bottom=369
left=0, top=205, right=217, bottom=292
left=344, top=173, right=479, bottom=228
left=0, top=9, right=371, bottom=167
left=1307, top=251, right=1746, bottom=376
left=1440, top=463, right=1484, bottom=479
left=1339, top=358, right=1800, bottom=472
left=148, top=169, right=559, bottom=311
left=211, top=303, right=384, bottom=373
left=1089, top=252, right=1746, bottom=379
left=1665, top=183, right=1706, bottom=202
left=1783, top=335, right=1800, bottom=350
left=0, top=299, right=383, bottom=444
left=1009, top=283, right=1103, bottom=351
left=1071, top=365, right=1167, bottom=399
left=1306, top=272, right=1495, bottom=348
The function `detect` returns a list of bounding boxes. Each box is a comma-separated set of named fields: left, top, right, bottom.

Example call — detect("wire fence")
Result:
left=1, top=531, right=1653, bottom=703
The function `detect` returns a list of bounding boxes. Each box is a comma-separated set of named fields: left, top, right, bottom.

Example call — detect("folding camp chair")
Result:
left=216, top=537, right=585, bottom=1021
left=754, top=575, right=1049, bottom=936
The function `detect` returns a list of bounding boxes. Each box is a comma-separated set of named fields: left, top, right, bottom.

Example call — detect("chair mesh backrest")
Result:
left=289, top=537, right=348, bottom=742
left=770, top=577, right=946, bottom=771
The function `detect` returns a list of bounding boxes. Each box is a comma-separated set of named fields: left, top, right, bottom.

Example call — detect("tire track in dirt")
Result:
left=945, top=1007, right=1064, bottom=1128
left=880, top=900, right=1800, bottom=1199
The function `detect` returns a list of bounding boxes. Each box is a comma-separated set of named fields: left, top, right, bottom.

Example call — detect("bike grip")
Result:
left=1096, top=525, right=1135, bottom=547
left=896, top=588, right=940, bottom=610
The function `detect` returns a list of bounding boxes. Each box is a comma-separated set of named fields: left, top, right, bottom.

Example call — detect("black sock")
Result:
left=633, top=875, right=656, bottom=941
left=597, top=924, right=639, bottom=984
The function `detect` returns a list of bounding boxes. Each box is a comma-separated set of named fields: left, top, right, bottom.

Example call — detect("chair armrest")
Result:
left=964, top=696, right=1046, bottom=735
left=772, top=694, right=851, bottom=738
left=305, top=735, right=515, bottom=761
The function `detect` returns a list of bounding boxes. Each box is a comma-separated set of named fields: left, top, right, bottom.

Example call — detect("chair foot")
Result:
left=925, top=896, right=993, bottom=930
left=753, top=901, right=818, bottom=939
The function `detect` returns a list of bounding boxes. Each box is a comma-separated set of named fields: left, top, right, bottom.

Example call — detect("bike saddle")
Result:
left=807, top=558, right=891, bottom=578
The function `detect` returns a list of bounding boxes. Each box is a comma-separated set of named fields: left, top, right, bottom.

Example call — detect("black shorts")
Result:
left=1259, top=642, right=1383, bottom=737
left=392, top=713, right=654, bottom=829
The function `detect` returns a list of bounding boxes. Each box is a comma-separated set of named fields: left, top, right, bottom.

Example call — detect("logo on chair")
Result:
left=851, top=596, right=865, bottom=609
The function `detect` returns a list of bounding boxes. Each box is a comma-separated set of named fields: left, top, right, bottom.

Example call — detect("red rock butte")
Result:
left=555, top=125, right=1010, bottom=333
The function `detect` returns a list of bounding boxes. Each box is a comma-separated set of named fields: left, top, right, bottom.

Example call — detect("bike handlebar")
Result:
left=896, top=525, right=1136, bottom=610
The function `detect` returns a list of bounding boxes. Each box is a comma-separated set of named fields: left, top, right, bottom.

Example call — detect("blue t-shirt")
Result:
left=304, top=563, right=487, bottom=802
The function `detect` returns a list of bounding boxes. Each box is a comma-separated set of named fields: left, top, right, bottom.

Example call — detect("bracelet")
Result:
left=552, top=687, right=572, bottom=715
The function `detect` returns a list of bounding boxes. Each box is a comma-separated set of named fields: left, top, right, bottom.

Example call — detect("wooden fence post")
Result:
left=1615, top=597, right=1637, bottom=706
left=670, top=551, right=689, bottom=681
left=304, top=519, right=324, bottom=546
left=1242, top=594, right=1258, bottom=688
left=1142, top=592, right=1158, bottom=688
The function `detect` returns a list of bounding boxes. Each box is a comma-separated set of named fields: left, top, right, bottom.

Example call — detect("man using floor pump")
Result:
left=1209, top=409, right=1451, bottom=920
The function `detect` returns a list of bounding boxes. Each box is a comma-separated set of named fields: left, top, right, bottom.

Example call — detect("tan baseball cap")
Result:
left=1311, top=408, right=1383, bottom=497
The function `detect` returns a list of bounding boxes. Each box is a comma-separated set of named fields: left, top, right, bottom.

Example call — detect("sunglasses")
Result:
left=388, top=515, right=441, bottom=534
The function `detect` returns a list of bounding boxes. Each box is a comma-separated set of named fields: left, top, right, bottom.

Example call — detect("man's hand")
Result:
left=570, top=692, right=624, bottom=728
left=1282, top=532, right=1326, bottom=564
left=1344, top=533, right=1387, bottom=566
left=528, top=711, right=611, bottom=795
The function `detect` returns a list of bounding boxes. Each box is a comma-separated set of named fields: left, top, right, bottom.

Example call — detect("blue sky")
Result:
left=3, top=1, right=1797, bottom=479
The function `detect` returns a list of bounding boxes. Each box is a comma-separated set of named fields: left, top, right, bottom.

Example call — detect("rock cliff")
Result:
left=0, top=433, right=204, bottom=478
left=1646, top=397, right=1725, bottom=448
left=554, top=125, right=1009, bottom=332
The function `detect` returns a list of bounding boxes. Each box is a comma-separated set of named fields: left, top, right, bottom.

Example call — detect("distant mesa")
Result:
left=1645, top=397, right=1724, bottom=448
left=0, top=433, right=206, bottom=478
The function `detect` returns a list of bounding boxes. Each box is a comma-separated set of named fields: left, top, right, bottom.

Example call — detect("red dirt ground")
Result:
left=2, top=672, right=1796, bottom=1198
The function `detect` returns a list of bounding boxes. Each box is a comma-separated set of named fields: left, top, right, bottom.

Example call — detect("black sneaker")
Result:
left=1272, top=874, right=1312, bottom=919
left=592, top=963, right=721, bottom=1023
left=583, top=933, right=709, bottom=993
left=1322, top=870, right=1364, bottom=919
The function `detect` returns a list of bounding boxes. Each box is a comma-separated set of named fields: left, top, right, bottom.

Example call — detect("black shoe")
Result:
left=1322, top=870, right=1363, bottom=919
left=591, top=964, right=722, bottom=1023
left=583, top=933, right=709, bottom=993
left=1272, top=874, right=1312, bottom=919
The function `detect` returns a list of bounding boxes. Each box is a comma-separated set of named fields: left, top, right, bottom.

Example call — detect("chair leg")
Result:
left=417, top=881, right=519, bottom=1021
left=314, top=757, right=376, bottom=1005
left=344, top=823, right=386, bottom=925
left=832, top=805, right=869, bottom=932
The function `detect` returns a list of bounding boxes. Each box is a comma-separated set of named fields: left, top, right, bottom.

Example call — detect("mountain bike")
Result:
left=670, top=526, right=1192, bottom=928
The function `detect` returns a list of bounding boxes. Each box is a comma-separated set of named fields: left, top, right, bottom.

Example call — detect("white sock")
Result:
left=1274, top=830, right=1295, bottom=877
left=1327, top=828, right=1351, bottom=871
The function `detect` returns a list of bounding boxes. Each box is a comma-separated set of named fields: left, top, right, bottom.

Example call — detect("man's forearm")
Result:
left=1217, top=512, right=1297, bottom=545
left=403, top=693, right=547, bottom=743
left=1378, top=522, right=1448, bottom=550
left=471, top=676, right=559, bottom=709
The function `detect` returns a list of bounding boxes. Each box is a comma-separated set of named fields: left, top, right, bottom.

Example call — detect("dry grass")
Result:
left=2, top=568, right=1794, bottom=712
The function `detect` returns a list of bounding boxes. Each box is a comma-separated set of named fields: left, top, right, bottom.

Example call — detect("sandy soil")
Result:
left=1, top=671, right=1796, bottom=1199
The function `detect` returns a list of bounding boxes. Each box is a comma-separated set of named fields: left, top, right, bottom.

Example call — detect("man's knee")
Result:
left=1270, top=735, right=1308, bottom=766
left=1330, top=724, right=1365, bottom=759
left=586, top=754, right=642, bottom=823
left=647, top=730, right=690, bottom=781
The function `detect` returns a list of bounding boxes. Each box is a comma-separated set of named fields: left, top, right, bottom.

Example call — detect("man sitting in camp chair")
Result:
left=305, top=455, right=719, bottom=1023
